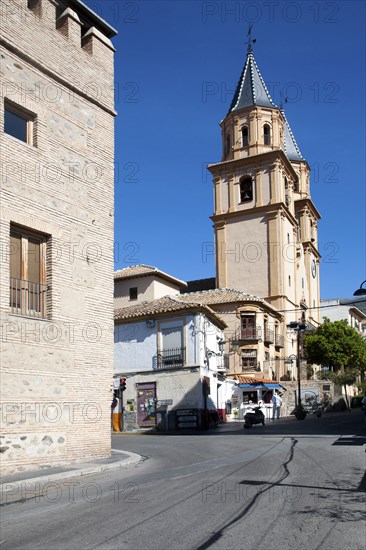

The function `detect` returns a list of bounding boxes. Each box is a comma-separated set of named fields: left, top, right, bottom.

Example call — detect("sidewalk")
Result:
left=0, top=448, right=142, bottom=501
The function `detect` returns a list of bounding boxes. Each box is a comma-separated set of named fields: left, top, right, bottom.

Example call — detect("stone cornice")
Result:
left=211, top=202, right=298, bottom=227
left=208, top=148, right=302, bottom=182
left=295, top=197, right=321, bottom=221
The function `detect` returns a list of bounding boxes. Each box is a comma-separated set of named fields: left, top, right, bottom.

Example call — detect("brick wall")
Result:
left=0, top=0, right=116, bottom=475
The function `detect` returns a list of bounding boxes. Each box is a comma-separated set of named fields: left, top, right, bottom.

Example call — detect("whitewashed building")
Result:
left=114, top=295, right=228, bottom=430
left=320, top=298, right=366, bottom=337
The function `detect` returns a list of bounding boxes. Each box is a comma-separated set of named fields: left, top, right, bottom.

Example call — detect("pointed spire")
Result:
left=281, top=110, right=305, bottom=161
left=228, top=28, right=277, bottom=114
left=228, top=52, right=277, bottom=112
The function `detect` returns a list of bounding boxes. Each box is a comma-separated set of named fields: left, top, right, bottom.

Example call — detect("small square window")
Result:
left=129, top=287, right=138, bottom=300
left=4, top=101, right=35, bottom=145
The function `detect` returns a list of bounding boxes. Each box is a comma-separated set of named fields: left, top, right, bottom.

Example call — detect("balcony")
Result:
left=10, top=278, right=47, bottom=318
left=275, top=334, right=284, bottom=348
left=264, top=328, right=274, bottom=343
left=242, top=362, right=261, bottom=372
left=156, top=347, right=185, bottom=370
left=240, top=327, right=261, bottom=340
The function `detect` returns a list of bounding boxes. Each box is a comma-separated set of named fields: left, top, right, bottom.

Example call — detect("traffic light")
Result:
left=120, top=377, right=126, bottom=392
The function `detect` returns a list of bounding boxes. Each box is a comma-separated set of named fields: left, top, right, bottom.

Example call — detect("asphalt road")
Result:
left=1, top=411, right=365, bottom=550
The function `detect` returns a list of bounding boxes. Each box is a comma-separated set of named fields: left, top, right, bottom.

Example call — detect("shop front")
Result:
left=226, top=377, right=286, bottom=421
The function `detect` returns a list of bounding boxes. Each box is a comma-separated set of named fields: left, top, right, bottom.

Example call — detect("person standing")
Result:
left=272, top=392, right=283, bottom=420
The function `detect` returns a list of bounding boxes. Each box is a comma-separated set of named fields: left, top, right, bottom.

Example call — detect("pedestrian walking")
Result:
left=272, top=392, right=282, bottom=420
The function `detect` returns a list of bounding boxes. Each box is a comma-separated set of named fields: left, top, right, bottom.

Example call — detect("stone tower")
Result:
left=208, top=40, right=321, bottom=331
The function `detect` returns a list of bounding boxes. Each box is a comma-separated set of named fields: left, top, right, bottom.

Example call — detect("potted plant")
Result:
left=294, top=404, right=307, bottom=420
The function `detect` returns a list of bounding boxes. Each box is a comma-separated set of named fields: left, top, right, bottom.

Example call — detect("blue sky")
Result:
left=86, top=0, right=365, bottom=299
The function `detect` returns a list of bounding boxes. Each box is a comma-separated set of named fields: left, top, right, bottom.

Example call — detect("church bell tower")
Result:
left=208, top=33, right=321, bottom=328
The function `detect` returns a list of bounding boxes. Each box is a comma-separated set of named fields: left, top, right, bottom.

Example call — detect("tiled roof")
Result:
left=228, top=51, right=277, bottom=114
left=236, top=376, right=277, bottom=384
left=226, top=50, right=305, bottom=163
left=282, top=111, right=305, bottom=162
left=178, top=288, right=265, bottom=306
left=114, top=295, right=227, bottom=328
left=114, top=264, right=187, bottom=287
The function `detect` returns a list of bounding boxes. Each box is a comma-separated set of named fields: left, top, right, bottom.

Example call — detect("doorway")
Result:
left=136, top=382, right=157, bottom=427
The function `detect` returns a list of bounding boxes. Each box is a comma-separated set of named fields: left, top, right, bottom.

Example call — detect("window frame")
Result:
left=263, top=123, right=271, bottom=145
left=241, top=349, right=257, bottom=369
left=241, top=125, right=249, bottom=146
left=4, top=100, right=36, bottom=146
left=239, top=176, right=253, bottom=203
left=129, top=287, right=138, bottom=301
left=9, top=225, right=48, bottom=318
left=225, top=133, right=231, bottom=156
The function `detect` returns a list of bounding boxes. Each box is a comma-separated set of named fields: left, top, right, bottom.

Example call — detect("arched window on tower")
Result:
left=263, top=124, right=271, bottom=145
left=239, top=176, right=253, bottom=203
left=225, top=133, right=231, bottom=157
left=242, top=125, right=249, bottom=146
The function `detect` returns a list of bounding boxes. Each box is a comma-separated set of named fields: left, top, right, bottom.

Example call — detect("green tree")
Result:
left=304, top=318, right=366, bottom=410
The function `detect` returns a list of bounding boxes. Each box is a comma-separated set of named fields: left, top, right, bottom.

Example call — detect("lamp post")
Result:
left=284, top=354, right=297, bottom=381
left=353, top=280, right=366, bottom=296
left=287, top=322, right=307, bottom=409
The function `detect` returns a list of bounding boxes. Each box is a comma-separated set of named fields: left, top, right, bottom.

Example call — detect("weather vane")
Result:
left=245, top=25, right=256, bottom=53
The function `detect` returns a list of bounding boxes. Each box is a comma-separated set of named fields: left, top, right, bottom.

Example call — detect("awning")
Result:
left=238, top=382, right=285, bottom=390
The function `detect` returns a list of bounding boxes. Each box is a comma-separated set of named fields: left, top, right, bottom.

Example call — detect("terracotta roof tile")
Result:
left=114, top=264, right=186, bottom=287
left=114, top=295, right=227, bottom=328
left=179, top=288, right=263, bottom=305
left=237, top=376, right=276, bottom=384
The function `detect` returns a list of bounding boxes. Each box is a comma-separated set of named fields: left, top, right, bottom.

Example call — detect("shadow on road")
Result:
left=148, top=410, right=366, bottom=438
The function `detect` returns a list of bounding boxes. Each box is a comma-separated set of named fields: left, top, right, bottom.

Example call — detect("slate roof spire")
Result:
left=228, top=32, right=277, bottom=114
left=227, top=28, right=305, bottom=161
left=282, top=110, right=305, bottom=161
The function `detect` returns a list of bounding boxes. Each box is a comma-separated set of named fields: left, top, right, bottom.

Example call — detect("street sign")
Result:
left=176, top=408, right=199, bottom=429
left=158, top=399, right=173, bottom=406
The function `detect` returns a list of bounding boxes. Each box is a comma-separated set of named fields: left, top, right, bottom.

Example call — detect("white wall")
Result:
left=114, top=276, right=181, bottom=308
left=114, top=312, right=227, bottom=411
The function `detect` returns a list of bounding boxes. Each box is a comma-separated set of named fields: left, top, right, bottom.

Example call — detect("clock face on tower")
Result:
left=311, top=259, right=317, bottom=278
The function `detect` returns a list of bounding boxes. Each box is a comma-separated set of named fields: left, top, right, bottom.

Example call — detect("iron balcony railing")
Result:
left=264, top=328, right=274, bottom=343
left=275, top=334, right=284, bottom=348
left=156, top=347, right=185, bottom=370
left=242, top=362, right=261, bottom=372
left=240, top=327, right=262, bottom=340
left=10, top=277, right=47, bottom=318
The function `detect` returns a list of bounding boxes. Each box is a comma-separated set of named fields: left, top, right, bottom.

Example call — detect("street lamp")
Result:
left=287, top=322, right=307, bottom=409
left=231, top=339, right=240, bottom=352
left=284, top=354, right=297, bottom=381
left=353, top=280, right=366, bottom=296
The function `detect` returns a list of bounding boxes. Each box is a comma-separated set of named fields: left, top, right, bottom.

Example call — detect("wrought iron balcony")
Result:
left=241, top=362, right=261, bottom=372
left=264, top=328, right=274, bottom=343
left=240, top=327, right=261, bottom=340
left=156, top=347, right=185, bottom=370
left=275, top=334, right=284, bottom=348
left=10, top=278, right=47, bottom=318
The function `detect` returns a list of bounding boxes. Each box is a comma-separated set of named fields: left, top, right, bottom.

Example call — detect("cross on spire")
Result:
left=245, top=24, right=256, bottom=53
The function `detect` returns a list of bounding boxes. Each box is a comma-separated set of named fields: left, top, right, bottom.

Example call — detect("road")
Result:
left=1, top=411, right=365, bottom=549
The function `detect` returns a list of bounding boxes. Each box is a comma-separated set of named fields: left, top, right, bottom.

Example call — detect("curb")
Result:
left=0, top=450, right=142, bottom=495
